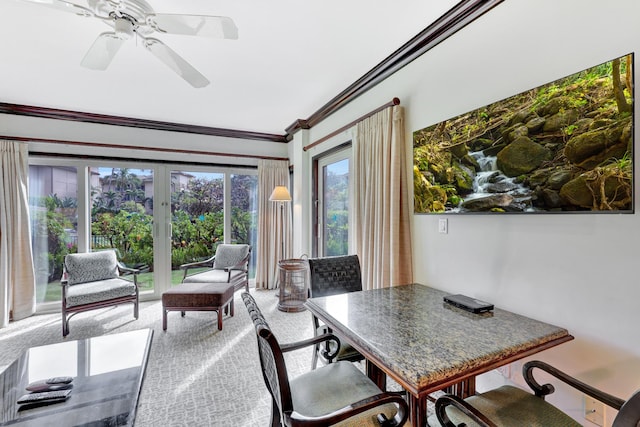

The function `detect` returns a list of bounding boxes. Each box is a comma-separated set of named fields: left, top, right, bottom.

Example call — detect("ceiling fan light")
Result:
left=114, top=18, right=134, bottom=40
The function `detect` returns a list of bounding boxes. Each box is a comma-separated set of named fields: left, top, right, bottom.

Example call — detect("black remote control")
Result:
left=17, top=389, right=72, bottom=405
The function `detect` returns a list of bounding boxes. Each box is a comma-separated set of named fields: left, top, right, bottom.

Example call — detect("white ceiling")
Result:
left=0, top=0, right=459, bottom=136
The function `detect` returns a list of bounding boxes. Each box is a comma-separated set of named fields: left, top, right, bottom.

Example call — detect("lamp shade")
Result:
left=269, top=186, right=291, bottom=202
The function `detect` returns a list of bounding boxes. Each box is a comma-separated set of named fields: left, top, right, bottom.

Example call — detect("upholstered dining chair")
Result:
left=61, top=250, right=141, bottom=337
left=430, top=360, right=640, bottom=427
left=241, top=292, right=408, bottom=427
left=307, top=255, right=365, bottom=369
left=180, top=244, right=251, bottom=292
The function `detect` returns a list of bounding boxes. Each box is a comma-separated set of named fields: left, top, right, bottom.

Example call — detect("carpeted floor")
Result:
left=0, top=289, right=316, bottom=427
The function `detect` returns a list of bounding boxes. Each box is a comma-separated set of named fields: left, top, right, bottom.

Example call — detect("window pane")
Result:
left=170, top=171, right=224, bottom=286
left=29, top=165, right=78, bottom=303
left=323, top=158, right=349, bottom=256
left=91, top=167, right=154, bottom=293
left=231, top=174, right=258, bottom=278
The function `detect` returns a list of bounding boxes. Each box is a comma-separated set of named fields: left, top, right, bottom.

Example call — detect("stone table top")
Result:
left=305, top=283, right=573, bottom=396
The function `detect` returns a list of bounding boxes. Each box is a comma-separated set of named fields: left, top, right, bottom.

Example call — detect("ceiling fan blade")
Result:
left=143, top=38, right=210, bottom=88
left=20, top=0, right=92, bottom=15
left=81, top=32, right=125, bottom=70
left=148, top=14, right=238, bottom=39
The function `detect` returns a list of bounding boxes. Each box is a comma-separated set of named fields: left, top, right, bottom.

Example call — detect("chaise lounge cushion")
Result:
left=182, top=269, right=246, bottom=284
left=65, top=278, right=137, bottom=307
left=65, top=251, right=119, bottom=285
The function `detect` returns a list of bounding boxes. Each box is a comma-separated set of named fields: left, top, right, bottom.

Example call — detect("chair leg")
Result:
left=311, top=344, right=319, bottom=370
left=217, top=309, right=223, bottom=330
left=229, top=299, right=234, bottom=317
left=270, top=397, right=282, bottom=427
left=162, top=308, right=168, bottom=331
left=134, top=299, right=139, bottom=319
left=62, top=313, right=69, bottom=337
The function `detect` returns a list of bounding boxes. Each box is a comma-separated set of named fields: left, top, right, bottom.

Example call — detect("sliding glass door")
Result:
left=169, top=170, right=224, bottom=286
left=229, top=173, right=258, bottom=277
left=168, top=169, right=258, bottom=287
left=29, top=164, right=79, bottom=304
left=91, top=167, right=155, bottom=293
left=29, top=158, right=258, bottom=311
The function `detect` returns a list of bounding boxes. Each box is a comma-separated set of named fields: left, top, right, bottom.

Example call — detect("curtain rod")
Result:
left=303, top=97, right=400, bottom=152
left=1, top=135, right=289, bottom=161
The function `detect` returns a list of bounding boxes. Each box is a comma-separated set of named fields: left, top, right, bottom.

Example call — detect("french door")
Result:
left=91, top=166, right=156, bottom=294
left=167, top=169, right=258, bottom=287
left=29, top=158, right=257, bottom=311
left=316, top=148, right=351, bottom=257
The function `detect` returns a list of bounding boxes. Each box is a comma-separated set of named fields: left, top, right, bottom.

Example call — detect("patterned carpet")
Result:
left=0, top=289, right=316, bottom=427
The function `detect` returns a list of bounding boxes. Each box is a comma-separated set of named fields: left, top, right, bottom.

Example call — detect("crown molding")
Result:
left=283, top=0, right=504, bottom=140
left=1, top=0, right=504, bottom=145
left=0, top=102, right=288, bottom=143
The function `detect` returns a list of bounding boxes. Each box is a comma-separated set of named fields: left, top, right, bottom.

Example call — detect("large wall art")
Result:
left=413, top=53, right=634, bottom=213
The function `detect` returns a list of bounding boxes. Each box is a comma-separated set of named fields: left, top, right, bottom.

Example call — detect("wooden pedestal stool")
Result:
left=162, top=282, right=235, bottom=331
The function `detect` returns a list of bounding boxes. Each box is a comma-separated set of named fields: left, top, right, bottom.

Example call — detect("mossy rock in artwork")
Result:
left=560, top=166, right=632, bottom=210
left=496, top=137, right=551, bottom=177
left=564, top=118, right=631, bottom=169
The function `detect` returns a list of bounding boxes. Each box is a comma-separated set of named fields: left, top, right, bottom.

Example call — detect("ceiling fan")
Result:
left=21, top=0, right=238, bottom=87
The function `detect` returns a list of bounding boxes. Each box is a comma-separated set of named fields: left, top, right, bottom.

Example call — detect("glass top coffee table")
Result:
left=0, top=328, right=153, bottom=426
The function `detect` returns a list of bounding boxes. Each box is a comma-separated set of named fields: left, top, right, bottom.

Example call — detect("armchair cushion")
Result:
left=65, top=278, right=137, bottom=307
left=65, top=251, right=119, bottom=285
left=212, top=244, right=250, bottom=270
left=429, top=385, right=581, bottom=427
left=290, top=361, right=401, bottom=426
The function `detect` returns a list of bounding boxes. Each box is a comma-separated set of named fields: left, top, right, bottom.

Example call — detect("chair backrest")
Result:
left=213, top=244, right=251, bottom=270
left=308, top=255, right=362, bottom=298
left=613, top=389, right=640, bottom=427
left=64, top=250, right=119, bottom=285
left=242, top=292, right=293, bottom=420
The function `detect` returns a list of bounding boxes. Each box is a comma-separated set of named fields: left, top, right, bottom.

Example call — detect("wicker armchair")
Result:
left=307, top=255, right=365, bottom=369
left=242, top=292, right=408, bottom=427
left=431, top=360, right=640, bottom=427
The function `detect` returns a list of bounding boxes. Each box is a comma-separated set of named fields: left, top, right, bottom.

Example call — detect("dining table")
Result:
left=304, top=283, right=574, bottom=427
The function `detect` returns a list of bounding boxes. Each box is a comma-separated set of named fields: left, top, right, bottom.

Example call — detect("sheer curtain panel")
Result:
left=352, top=106, right=413, bottom=290
left=255, top=160, right=291, bottom=290
left=0, top=140, right=36, bottom=328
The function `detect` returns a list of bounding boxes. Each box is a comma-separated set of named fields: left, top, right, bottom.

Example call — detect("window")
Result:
left=91, top=167, right=155, bottom=293
left=29, top=158, right=258, bottom=310
left=29, top=165, right=79, bottom=304
left=316, top=147, right=351, bottom=257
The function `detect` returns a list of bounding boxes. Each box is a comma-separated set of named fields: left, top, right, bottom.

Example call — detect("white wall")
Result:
left=0, top=113, right=288, bottom=166
left=301, top=1, right=640, bottom=425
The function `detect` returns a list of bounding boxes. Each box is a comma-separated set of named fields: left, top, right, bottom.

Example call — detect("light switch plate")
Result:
left=584, top=396, right=605, bottom=426
left=438, top=218, right=448, bottom=234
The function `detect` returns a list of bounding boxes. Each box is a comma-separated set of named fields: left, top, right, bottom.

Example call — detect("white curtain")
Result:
left=352, top=106, right=413, bottom=290
left=255, top=159, right=291, bottom=290
left=0, top=140, right=36, bottom=328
